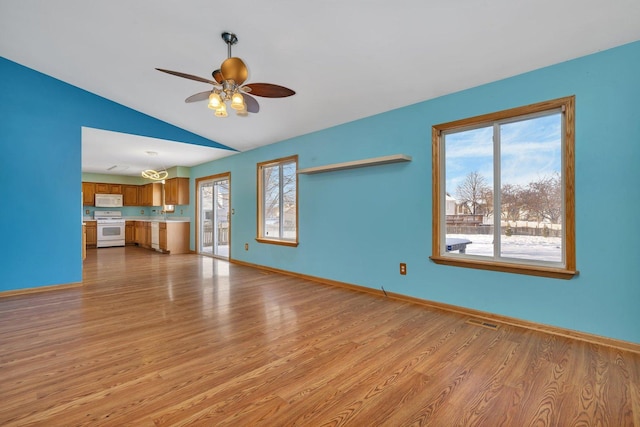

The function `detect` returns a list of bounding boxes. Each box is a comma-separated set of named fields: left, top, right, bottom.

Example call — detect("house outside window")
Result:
left=257, top=155, right=298, bottom=246
left=431, top=97, right=576, bottom=279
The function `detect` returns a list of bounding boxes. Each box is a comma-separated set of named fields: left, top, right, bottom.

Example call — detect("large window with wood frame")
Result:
left=431, top=97, right=576, bottom=279
left=257, top=155, right=298, bottom=246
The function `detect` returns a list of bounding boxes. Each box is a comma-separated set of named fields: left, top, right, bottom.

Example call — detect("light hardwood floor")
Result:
left=1, top=246, right=639, bottom=426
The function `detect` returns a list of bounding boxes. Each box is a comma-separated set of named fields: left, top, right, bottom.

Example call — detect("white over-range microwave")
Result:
left=95, top=193, right=123, bottom=208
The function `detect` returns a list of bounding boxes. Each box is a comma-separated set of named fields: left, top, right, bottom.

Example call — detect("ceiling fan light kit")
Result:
left=157, top=32, right=295, bottom=118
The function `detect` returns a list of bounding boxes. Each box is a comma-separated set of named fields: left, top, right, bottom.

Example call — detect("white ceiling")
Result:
left=1, top=1, right=639, bottom=176
left=81, top=127, right=235, bottom=176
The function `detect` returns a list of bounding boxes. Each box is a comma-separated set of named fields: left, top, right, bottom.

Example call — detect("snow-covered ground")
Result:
left=447, top=233, right=562, bottom=262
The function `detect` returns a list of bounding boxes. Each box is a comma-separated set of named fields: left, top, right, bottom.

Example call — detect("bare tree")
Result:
left=262, top=163, right=296, bottom=219
left=520, top=174, right=562, bottom=223
left=456, top=171, right=491, bottom=215
left=501, top=183, right=523, bottom=223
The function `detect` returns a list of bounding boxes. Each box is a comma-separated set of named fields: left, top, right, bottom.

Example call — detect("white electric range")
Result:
left=94, top=210, right=125, bottom=247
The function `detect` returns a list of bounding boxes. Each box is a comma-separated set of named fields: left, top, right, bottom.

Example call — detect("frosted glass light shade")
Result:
left=208, top=92, right=222, bottom=109
left=231, top=92, right=245, bottom=110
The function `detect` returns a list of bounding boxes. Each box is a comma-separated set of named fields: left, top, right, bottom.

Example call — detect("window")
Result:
left=431, top=97, right=576, bottom=279
left=257, top=155, right=298, bottom=246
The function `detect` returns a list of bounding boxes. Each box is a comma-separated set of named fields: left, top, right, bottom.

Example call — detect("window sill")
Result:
left=429, top=256, right=578, bottom=280
left=255, top=237, right=299, bottom=247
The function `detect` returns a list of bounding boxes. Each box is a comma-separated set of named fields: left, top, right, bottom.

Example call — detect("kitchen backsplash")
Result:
left=83, top=206, right=190, bottom=219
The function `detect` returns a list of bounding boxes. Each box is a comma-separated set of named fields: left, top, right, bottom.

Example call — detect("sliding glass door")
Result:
left=197, top=174, right=230, bottom=259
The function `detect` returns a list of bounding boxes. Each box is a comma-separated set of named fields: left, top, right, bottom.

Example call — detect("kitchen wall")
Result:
left=1, top=56, right=229, bottom=292
left=82, top=170, right=191, bottom=219
left=190, top=41, right=640, bottom=344
left=83, top=167, right=191, bottom=185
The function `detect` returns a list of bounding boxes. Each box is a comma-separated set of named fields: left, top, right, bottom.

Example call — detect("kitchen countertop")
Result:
left=83, top=217, right=190, bottom=223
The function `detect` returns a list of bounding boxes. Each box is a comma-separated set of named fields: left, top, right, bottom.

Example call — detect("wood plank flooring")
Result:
left=1, top=246, right=639, bottom=426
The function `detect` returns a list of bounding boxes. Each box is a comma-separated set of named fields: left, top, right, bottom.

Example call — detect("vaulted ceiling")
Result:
left=2, top=0, right=639, bottom=175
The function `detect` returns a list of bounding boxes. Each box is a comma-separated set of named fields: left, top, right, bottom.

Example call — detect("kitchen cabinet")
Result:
left=134, top=221, right=151, bottom=248
left=145, top=222, right=151, bottom=247
left=164, top=177, right=189, bottom=206
left=134, top=221, right=143, bottom=245
left=95, top=183, right=122, bottom=194
left=139, top=183, right=162, bottom=206
left=159, top=223, right=167, bottom=250
left=123, top=185, right=139, bottom=206
left=125, top=221, right=135, bottom=245
left=85, top=221, right=97, bottom=247
left=159, top=222, right=190, bottom=254
left=82, top=182, right=96, bottom=206
left=82, top=224, right=86, bottom=260
left=83, top=181, right=165, bottom=207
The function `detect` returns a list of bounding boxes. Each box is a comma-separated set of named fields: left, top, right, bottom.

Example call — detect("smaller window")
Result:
left=257, top=155, right=298, bottom=246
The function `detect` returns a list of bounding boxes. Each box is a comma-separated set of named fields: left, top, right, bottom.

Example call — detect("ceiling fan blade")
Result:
left=156, top=68, right=217, bottom=85
left=184, top=91, right=211, bottom=103
left=220, top=57, right=248, bottom=85
left=243, top=94, right=259, bottom=113
left=243, top=83, right=295, bottom=98
left=212, top=69, right=223, bottom=84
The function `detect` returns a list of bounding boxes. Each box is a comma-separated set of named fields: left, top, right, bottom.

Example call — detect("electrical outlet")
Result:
left=245, top=243, right=249, bottom=251
left=400, top=263, right=407, bottom=275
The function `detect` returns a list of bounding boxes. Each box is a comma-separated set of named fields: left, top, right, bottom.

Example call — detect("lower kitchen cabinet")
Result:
left=159, top=222, right=189, bottom=254
left=125, top=221, right=135, bottom=245
left=134, top=221, right=151, bottom=248
left=85, top=221, right=97, bottom=248
left=133, top=221, right=189, bottom=254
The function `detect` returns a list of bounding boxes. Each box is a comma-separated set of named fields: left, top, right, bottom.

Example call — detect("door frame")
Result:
left=195, top=172, right=231, bottom=259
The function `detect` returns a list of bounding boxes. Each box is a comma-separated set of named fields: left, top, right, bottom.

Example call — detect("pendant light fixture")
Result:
left=141, top=151, right=168, bottom=181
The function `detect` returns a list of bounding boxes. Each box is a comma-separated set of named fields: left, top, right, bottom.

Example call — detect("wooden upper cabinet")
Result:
left=95, top=183, right=109, bottom=194
left=165, top=177, right=189, bottom=206
left=83, top=181, right=164, bottom=206
left=82, top=182, right=96, bottom=206
left=95, top=183, right=122, bottom=194
left=139, top=183, right=162, bottom=206
left=123, top=185, right=139, bottom=206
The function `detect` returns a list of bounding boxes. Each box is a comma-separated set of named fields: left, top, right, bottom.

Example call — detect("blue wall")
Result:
left=0, top=57, right=231, bottom=291
left=191, top=41, right=640, bottom=344
left=2, top=41, right=639, bottom=344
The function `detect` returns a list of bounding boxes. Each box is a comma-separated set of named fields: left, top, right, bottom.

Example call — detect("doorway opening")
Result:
left=197, top=173, right=230, bottom=259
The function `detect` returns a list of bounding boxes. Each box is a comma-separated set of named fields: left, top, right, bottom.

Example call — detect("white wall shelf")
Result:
left=298, top=154, right=412, bottom=175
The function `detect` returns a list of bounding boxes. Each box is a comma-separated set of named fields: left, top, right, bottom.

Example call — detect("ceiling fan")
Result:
left=156, top=32, right=295, bottom=117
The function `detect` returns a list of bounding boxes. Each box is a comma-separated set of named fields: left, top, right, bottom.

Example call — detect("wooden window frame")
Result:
left=431, top=96, right=577, bottom=279
left=256, top=155, right=299, bottom=247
